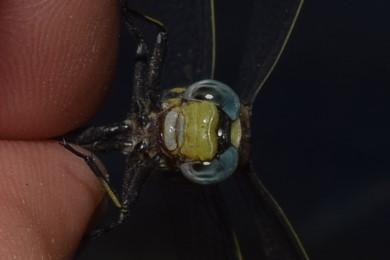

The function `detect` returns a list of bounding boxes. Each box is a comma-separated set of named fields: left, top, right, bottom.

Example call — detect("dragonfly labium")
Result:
left=63, top=0, right=309, bottom=259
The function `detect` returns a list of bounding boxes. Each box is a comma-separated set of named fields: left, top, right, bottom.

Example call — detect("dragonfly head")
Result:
left=161, top=80, right=246, bottom=184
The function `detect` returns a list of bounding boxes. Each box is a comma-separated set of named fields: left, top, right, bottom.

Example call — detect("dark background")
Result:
left=77, top=0, right=390, bottom=259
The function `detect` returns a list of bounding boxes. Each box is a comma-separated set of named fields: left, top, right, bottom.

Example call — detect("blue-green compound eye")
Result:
left=180, top=147, right=239, bottom=185
left=184, top=80, right=241, bottom=120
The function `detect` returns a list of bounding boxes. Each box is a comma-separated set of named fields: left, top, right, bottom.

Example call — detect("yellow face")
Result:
left=177, top=100, right=219, bottom=161
left=162, top=89, right=241, bottom=162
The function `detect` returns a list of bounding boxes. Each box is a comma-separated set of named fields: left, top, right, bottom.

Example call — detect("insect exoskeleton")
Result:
left=160, top=79, right=243, bottom=184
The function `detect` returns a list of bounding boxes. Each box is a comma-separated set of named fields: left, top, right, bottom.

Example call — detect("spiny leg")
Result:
left=60, top=4, right=166, bottom=238
left=121, top=2, right=168, bottom=111
left=121, top=3, right=150, bottom=116
left=119, top=152, right=153, bottom=223
left=89, top=150, right=156, bottom=238
left=61, top=141, right=122, bottom=209
left=63, top=122, right=132, bottom=152
left=120, top=6, right=167, bottom=91
left=147, top=27, right=167, bottom=105
left=60, top=141, right=153, bottom=239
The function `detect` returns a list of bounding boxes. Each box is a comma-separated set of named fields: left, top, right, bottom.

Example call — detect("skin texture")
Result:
left=0, top=0, right=119, bottom=258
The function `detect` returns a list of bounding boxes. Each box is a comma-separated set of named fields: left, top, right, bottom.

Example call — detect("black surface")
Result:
left=77, top=0, right=390, bottom=259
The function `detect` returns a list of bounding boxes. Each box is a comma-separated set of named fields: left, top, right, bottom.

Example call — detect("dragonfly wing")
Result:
left=155, top=165, right=310, bottom=260
left=158, top=173, right=241, bottom=260
left=214, top=0, right=304, bottom=106
left=217, top=164, right=309, bottom=259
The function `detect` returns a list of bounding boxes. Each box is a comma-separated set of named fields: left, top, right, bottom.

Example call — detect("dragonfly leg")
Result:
left=147, top=29, right=167, bottom=106
left=62, top=122, right=131, bottom=153
left=61, top=141, right=123, bottom=210
left=119, top=151, right=153, bottom=220
left=122, top=7, right=167, bottom=93
left=88, top=149, right=155, bottom=238
left=121, top=3, right=151, bottom=116
left=121, top=2, right=168, bottom=112
left=61, top=134, right=154, bottom=239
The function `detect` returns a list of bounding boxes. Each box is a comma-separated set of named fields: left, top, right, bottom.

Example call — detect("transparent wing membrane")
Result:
left=214, top=0, right=304, bottom=106
left=218, top=166, right=309, bottom=259
left=134, top=168, right=309, bottom=259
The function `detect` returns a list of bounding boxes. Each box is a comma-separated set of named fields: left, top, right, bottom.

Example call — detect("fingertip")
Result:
left=0, top=0, right=119, bottom=138
left=0, top=141, right=104, bottom=258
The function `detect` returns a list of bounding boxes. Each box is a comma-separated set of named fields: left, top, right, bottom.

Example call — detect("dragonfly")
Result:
left=64, top=0, right=308, bottom=259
